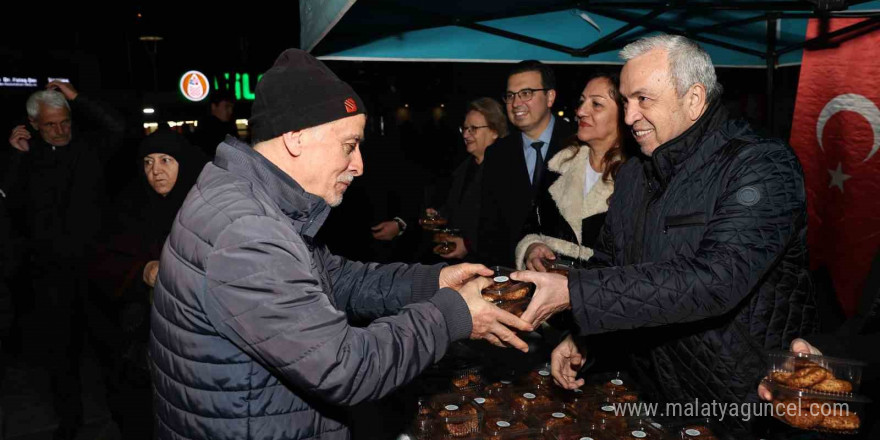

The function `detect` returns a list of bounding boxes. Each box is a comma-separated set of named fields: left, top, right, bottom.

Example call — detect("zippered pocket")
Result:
left=663, top=212, right=706, bottom=233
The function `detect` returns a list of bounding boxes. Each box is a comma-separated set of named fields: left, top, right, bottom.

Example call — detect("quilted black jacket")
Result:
left=569, top=101, right=817, bottom=429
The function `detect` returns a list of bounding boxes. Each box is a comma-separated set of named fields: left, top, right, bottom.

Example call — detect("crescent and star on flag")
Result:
left=816, top=94, right=880, bottom=193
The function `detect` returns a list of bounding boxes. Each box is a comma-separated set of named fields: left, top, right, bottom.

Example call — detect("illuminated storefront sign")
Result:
left=0, top=76, right=38, bottom=88
left=213, top=72, right=263, bottom=101
left=180, top=71, right=210, bottom=102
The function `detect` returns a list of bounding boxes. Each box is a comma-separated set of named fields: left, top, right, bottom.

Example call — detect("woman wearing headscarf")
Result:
left=89, top=128, right=206, bottom=439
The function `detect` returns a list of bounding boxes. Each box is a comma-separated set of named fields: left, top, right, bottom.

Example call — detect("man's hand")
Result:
left=511, top=270, right=571, bottom=326
left=438, top=236, right=468, bottom=260
left=8, top=125, right=31, bottom=152
left=47, top=80, right=78, bottom=101
left=458, top=276, right=533, bottom=352
left=551, top=334, right=586, bottom=390
left=143, top=260, right=160, bottom=288
left=758, top=338, right=822, bottom=401
left=439, top=263, right=493, bottom=290
left=371, top=221, right=400, bottom=241
left=525, top=243, right=555, bottom=272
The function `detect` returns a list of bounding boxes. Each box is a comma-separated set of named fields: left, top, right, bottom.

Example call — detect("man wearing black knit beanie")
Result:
left=149, top=48, right=533, bottom=440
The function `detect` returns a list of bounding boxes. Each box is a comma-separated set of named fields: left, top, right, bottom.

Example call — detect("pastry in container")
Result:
left=763, top=379, right=867, bottom=435
left=510, top=388, right=555, bottom=414
left=765, top=350, right=864, bottom=396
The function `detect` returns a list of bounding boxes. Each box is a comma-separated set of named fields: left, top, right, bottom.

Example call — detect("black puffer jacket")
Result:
left=569, top=101, right=817, bottom=429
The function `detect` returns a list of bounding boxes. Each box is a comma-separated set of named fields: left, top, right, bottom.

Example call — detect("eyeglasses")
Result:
left=459, top=125, right=488, bottom=135
left=503, top=88, right=549, bottom=104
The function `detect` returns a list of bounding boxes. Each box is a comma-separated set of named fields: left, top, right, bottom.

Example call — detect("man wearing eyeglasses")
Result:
left=476, top=60, right=572, bottom=267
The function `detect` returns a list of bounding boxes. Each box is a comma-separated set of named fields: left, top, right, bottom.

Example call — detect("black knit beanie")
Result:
left=250, top=48, right=365, bottom=142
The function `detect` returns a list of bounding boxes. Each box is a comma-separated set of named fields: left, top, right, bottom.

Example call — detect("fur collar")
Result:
left=547, top=146, right=614, bottom=243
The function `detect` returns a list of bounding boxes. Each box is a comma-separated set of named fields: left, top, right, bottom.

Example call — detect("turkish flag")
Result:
left=790, top=18, right=880, bottom=317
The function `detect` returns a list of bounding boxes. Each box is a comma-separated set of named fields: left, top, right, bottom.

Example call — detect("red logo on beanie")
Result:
left=344, top=98, right=357, bottom=113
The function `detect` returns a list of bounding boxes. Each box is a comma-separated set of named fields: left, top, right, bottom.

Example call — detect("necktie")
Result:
left=531, top=141, right=546, bottom=189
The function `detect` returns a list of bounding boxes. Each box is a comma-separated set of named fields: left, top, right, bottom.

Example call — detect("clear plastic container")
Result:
left=450, top=367, right=482, bottom=391
left=551, top=386, right=604, bottom=418
left=419, top=213, right=448, bottom=231
left=586, top=371, right=640, bottom=403
left=617, top=418, right=670, bottom=440
left=471, top=387, right=510, bottom=412
left=527, top=408, right=579, bottom=434
left=427, top=394, right=484, bottom=438
left=541, top=258, right=575, bottom=276
left=510, top=388, right=557, bottom=414
left=433, top=228, right=461, bottom=243
left=582, top=400, right=628, bottom=433
left=763, top=379, right=868, bottom=435
left=410, top=414, right=435, bottom=439
left=523, top=363, right=554, bottom=388
left=494, top=298, right=530, bottom=318
left=483, top=411, right=533, bottom=440
left=482, top=275, right=534, bottom=302
left=765, top=350, right=865, bottom=396
left=434, top=242, right=457, bottom=255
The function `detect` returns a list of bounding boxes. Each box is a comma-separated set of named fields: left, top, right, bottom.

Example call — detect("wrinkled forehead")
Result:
left=311, top=113, right=366, bottom=141
left=621, top=52, right=674, bottom=95
left=37, top=104, right=71, bottom=121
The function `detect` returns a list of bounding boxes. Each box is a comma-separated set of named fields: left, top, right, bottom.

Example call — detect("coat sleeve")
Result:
left=569, top=143, right=806, bottom=334
left=475, top=147, right=511, bottom=267
left=201, top=216, right=472, bottom=406
left=320, top=247, right=446, bottom=322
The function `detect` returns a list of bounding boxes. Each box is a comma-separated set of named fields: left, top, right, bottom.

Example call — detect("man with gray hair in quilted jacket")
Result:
left=515, top=34, right=817, bottom=434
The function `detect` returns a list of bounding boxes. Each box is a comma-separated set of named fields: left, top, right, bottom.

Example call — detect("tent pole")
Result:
left=766, top=14, right=778, bottom=137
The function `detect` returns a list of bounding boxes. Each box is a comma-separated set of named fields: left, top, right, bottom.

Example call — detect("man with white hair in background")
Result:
left=514, top=34, right=817, bottom=433
left=5, top=81, right=125, bottom=440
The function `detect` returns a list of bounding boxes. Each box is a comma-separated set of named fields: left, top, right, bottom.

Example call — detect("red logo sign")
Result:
left=344, top=98, right=357, bottom=113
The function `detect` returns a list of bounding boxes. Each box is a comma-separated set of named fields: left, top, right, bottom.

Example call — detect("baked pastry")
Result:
left=537, top=411, right=576, bottom=430
left=512, top=391, right=552, bottom=412
left=498, top=299, right=529, bottom=317
left=602, top=378, right=629, bottom=394
left=769, top=370, right=793, bottom=384
left=528, top=368, right=553, bottom=386
left=501, top=285, right=529, bottom=301
left=482, top=276, right=530, bottom=301
left=810, top=378, right=853, bottom=394
left=452, top=371, right=481, bottom=389
left=607, top=391, right=639, bottom=403
left=484, top=416, right=529, bottom=440
left=437, top=403, right=479, bottom=437
left=819, top=411, right=860, bottom=431
left=793, top=358, right=822, bottom=370
left=786, top=366, right=832, bottom=388
left=777, top=398, right=825, bottom=429
left=472, top=395, right=504, bottom=411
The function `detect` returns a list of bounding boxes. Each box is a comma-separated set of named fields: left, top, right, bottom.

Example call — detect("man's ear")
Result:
left=282, top=130, right=304, bottom=157
left=686, top=83, right=708, bottom=121
left=28, top=116, right=38, bottom=131
left=546, top=89, right=557, bottom=108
